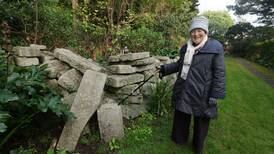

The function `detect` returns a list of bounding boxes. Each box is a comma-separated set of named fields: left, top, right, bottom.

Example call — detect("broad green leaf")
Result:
left=0, top=89, right=19, bottom=103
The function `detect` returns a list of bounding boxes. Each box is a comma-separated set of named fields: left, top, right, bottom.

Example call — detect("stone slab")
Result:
left=15, top=57, right=39, bottom=66
left=128, top=57, right=157, bottom=66
left=135, top=64, right=155, bottom=72
left=13, top=46, right=41, bottom=57
left=57, top=70, right=107, bottom=152
left=106, top=84, right=140, bottom=95
left=30, top=44, right=47, bottom=50
left=106, top=74, right=144, bottom=88
left=120, top=52, right=150, bottom=61
left=108, top=65, right=136, bottom=74
left=97, top=98, right=124, bottom=142
left=54, top=48, right=102, bottom=73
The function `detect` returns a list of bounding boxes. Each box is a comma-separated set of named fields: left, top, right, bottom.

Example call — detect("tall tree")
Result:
left=202, top=11, right=234, bottom=42
left=228, top=0, right=274, bottom=25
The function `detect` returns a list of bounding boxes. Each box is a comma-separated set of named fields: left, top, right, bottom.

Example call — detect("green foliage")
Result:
left=0, top=52, right=73, bottom=147
left=125, top=113, right=155, bottom=144
left=148, top=80, right=173, bottom=116
left=108, top=138, right=120, bottom=151
left=228, top=0, right=274, bottom=25
left=202, top=11, right=234, bottom=42
left=251, top=39, right=274, bottom=69
left=40, top=1, right=75, bottom=48
left=225, top=23, right=274, bottom=70
left=116, top=26, right=166, bottom=55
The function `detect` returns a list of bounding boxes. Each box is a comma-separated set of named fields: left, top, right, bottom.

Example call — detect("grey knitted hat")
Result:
left=189, top=16, right=209, bottom=33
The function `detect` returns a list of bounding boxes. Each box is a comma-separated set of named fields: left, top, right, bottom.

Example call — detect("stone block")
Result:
left=108, top=55, right=120, bottom=63
left=106, top=74, right=144, bottom=88
left=128, top=57, right=158, bottom=66
left=121, top=104, right=147, bottom=119
left=108, top=65, right=136, bottom=74
left=42, top=60, right=70, bottom=79
left=13, top=46, right=41, bottom=57
left=106, top=84, right=140, bottom=95
left=135, top=64, right=155, bottom=72
left=15, top=57, right=39, bottom=66
left=143, top=70, right=159, bottom=83
left=97, top=98, right=124, bottom=142
left=58, top=69, right=82, bottom=92
left=120, top=52, right=150, bottom=61
left=30, top=44, right=47, bottom=50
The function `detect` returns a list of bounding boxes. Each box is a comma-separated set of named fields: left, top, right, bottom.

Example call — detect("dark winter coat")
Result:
left=161, top=38, right=225, bottom=117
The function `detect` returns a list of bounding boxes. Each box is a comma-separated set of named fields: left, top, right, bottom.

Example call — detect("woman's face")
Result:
left=190, top=28, right=206, bottom=45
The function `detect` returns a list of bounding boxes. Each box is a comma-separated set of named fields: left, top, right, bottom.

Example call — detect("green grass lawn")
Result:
left=98, top=57, right=274, bottom=154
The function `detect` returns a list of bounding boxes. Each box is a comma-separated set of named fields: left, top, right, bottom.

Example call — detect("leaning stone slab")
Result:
left=108, top=65, right=136, bottom=74
left=15, top=57, right=39, bottom=66
left=97, top=98, right=124, bottom=142
left=41, top=60, right=70, bottom=79
left=54, top=48, right=102, bottom=73
left=13, top=46, right=41, bottom=57
left=106, top=74, right=144, bottom=88
left=58, top=69, right=82, bottom=92
left=120, top=52, right=150, bottom=61
left=57, top=70, right=107, bottom=152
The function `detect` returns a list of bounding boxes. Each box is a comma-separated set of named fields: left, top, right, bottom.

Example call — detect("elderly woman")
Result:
left=159, top=16, right=225, bottom=154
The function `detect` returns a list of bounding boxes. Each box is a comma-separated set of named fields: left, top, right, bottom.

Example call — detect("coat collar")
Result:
left=180, top=38, right=223, bottom=54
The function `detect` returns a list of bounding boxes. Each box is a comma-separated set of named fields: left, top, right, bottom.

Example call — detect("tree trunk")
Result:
left=71, top=0, right=79, bottom=35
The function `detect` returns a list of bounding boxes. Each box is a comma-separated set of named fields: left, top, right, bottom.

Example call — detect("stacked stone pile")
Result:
left=11, top=45, right=180, bottom=151
left=105, top=52, right=162, bottom=119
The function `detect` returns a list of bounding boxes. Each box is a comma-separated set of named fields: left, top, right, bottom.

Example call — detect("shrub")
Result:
left=0, top=52, right=73, bottom=148
left=148, top=80, right=173, bottom=116
left=116, top=26, right=166, bottom=55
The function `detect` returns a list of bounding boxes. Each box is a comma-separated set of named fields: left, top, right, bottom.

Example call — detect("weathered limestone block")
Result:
left=120, top=52, right=150, bottom=61
left=106, top=84, right=140, bottom=95
left=54, top=48, right=102, bottom=73
left=15, top=57, right=39, bottom=66
left=141, top=82, right=156, bottom=96
left=106, top=74, right=144, bottom=88
left=106, top=93, right=143, bottom=105
left=128, top=57, right=158, bottom=66
left=97, top=98, right=124, bottom=142
left=13, top=46, right=41, bottom=57
left=121, top=104, right=147, bottom=119
left=42, top=60, right=70, bottom=79
left=135, top=64, right=155, bottom=73
left=108, top=65, right=136, bottom=74
left=57, top=70, right=107, bottom=152
left=40, top=51, right=55, bottom=63
left=58, top=69, right=82, bottom=92
left=143, top=70, right=159, bottom=83
left=47, top=79, right=69, bottom=96
left=108, top=55, right=120, bottom=63
left=154, top=56, right=170, bottom=61
left=30, top=44, right=47, bottom=50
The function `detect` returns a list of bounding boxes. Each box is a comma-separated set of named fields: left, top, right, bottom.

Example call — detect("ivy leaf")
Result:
left=0, top=89, right=19, bottom=103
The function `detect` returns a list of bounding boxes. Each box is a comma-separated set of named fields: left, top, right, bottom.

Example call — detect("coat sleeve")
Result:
left=160, top=46, right=185, bottom=77
left=210, top=51, right=226, bottom=99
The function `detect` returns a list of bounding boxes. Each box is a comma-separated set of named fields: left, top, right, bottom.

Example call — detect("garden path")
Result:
left=236, top=58, right=274, bottom=88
